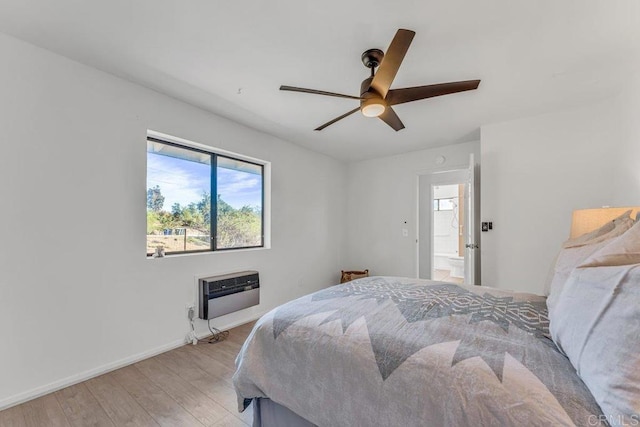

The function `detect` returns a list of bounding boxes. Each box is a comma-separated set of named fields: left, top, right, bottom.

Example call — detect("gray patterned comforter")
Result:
left=234, top=277, right=605, bottom=426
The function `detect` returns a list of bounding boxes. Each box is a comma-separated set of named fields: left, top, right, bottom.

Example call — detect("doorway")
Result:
left=432, top=183, right=465, bottom=284
left=417, top=154, right=480, bottom=285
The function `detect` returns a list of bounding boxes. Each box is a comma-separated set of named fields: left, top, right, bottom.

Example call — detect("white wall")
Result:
left=345, top=141, right=479, bottom=277
left=0, top=33, right=346, bottom=408
left=480, top=94, right=636, bottom=294
left=612, top=77, right=640, bottom=203
left=434, top=210, right=459, bottom=255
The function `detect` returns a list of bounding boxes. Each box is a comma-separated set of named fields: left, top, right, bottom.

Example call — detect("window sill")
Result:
left=146, top=246, right=270, bottom=260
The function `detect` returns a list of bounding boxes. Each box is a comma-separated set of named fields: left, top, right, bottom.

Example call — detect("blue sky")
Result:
left=147, top=152, right=262, bottom=210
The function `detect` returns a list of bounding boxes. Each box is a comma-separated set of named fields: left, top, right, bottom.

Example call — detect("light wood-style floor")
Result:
left=433, top=269, right=464, bottom=284
left=0, top=322, right=256, bottom=427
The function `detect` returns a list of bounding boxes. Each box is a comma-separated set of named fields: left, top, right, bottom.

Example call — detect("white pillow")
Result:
left=550, top=264, right=640, bottom=425
left=578, top=220, right=640, bottom=268
left=545, top=217, right=633, bottom=310
left=562, top=220, right=614, bottom=248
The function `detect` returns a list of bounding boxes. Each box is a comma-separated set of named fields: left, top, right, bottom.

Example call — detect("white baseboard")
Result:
left=0, top=313, right=265, bottom=411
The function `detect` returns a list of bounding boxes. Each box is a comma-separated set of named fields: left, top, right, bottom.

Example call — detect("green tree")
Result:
left=145, top=188, right=260, bottom=249
left=216, top=200, right=261, bottom=248
left=147, top=185, right=165, bottom=212
left=217, top=194, right=233, bottom=215
left=157, top=211, right=176, bottom=230
left=197, top=192, right=211, bottom=225
left=146, top=211, right=161, bottom=234
left=171, top=203, right=182, bottom=217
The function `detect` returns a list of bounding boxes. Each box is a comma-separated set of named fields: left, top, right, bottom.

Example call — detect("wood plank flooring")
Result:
left=0, top=322, right=256, bottom=427
left=433, top=269, right=464, bottom=284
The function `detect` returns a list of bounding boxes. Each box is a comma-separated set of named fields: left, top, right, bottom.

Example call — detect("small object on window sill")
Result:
left=153, top=246, right=165, bottom=258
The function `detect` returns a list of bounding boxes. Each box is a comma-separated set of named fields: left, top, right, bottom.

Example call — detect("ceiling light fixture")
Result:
left=361, top=99, right=386, bottom=117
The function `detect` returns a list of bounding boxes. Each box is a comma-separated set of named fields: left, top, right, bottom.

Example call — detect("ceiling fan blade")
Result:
left=315, top=107, right=360, bottom=131
left=386, top=80, right=481, bottom=106
left=378, top=106, right=405, bottom=131
left=280, top=85, right=361, bottom=100
left=370, top=29, right=415, bottom=98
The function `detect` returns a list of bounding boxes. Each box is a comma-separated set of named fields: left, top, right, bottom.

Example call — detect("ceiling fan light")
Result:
left=361, top=102, right=385, bottom=118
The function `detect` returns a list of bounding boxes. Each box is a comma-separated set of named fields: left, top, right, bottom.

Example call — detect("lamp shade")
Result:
left=570, top=207, right=640, bottom=238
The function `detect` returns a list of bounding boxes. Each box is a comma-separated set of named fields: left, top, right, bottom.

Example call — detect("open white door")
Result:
left=464, top=153, right=480, bottom=285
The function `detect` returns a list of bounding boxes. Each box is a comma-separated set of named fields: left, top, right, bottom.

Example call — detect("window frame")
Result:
left=146, top=136, right=266, bottom=256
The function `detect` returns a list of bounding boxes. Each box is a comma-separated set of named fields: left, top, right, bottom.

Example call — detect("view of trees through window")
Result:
left=146, top=139, right=263, bottom=255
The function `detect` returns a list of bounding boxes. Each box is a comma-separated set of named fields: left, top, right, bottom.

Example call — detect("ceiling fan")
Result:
left=280, top=29, right=480, bottom=131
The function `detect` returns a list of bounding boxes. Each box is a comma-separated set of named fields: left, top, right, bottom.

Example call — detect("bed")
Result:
left=234, top=208, right=640, bottom=426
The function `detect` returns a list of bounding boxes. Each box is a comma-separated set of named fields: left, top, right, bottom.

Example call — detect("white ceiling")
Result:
left=0, top=0, right=639, bottom=161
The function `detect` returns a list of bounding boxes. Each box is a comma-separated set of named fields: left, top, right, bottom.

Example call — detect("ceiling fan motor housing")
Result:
left=360, top=77, right=375, bottom=97
left=360, top=77, right=386, bottom=112
left=361, top=49, right=384, bottom=69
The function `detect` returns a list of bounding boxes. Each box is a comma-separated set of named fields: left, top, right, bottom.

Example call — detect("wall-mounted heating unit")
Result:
left=198, top=271, right=260, bottom=320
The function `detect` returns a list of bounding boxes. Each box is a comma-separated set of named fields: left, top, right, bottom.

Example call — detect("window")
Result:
left=433, top=198, right=455, bottom=211
left=146, top=137, right=264, bottom=255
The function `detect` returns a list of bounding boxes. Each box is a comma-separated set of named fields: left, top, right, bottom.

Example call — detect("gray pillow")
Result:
left=549, top=264, right=640, bottom=425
